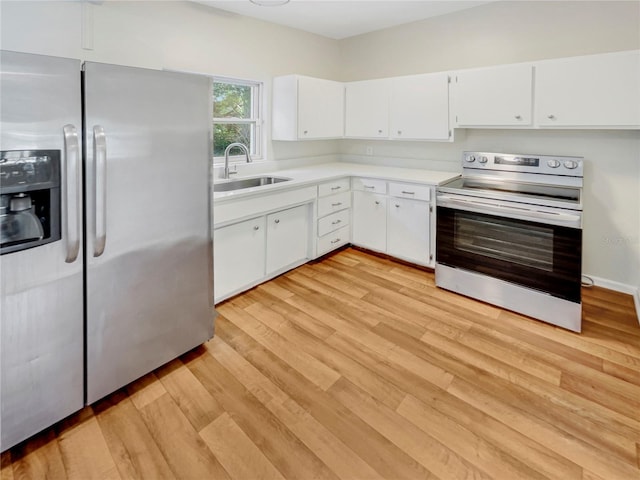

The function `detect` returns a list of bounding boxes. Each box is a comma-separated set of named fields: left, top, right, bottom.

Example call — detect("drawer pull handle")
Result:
left=331, top=186, right=342, bottom=190
left=401, top=191, right=415, bottom=195
left=331, top=238, right=341, bottom=244
left=331, top=220, right=342, bottom=225
left=364, top=185, right=375, bottom=189
left=331, top=202, right=342, bottom=207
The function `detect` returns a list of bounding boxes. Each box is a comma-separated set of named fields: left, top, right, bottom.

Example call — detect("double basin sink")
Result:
left=213, top=176, right=290, bottom=192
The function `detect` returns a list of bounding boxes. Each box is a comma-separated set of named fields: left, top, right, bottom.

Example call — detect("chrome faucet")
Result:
left=223, top=142, right=251, bottom=179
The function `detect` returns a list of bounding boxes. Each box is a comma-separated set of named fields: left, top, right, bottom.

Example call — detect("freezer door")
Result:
left=84, top=62, right=214, bottom=404
left=0, top=51, right=84, bottom=451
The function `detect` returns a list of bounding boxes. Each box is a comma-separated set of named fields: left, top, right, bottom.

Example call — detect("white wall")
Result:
left=0, top=0, right=342, bottom=164
left=338, top=1, right=640, bottom=294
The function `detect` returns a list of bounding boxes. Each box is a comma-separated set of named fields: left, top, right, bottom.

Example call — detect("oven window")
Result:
left=454, top=215, right=553, bottom=271
left=436, top=206, right=582, bottom=303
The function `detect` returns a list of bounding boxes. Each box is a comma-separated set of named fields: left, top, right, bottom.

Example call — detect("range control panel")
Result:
left=463, top=151, right=583, bottom=177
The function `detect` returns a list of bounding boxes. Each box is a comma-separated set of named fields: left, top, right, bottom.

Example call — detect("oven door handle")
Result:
left=437, top=195, right=582, bottom=228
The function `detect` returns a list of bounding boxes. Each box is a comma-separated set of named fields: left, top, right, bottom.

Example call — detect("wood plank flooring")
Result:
left=3, top=247, right=639, bottom=479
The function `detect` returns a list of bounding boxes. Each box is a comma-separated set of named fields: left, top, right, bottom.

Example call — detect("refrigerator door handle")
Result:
left=63, top=124, right=81, bottom=263
left=93, top=125, right=107, bottom=257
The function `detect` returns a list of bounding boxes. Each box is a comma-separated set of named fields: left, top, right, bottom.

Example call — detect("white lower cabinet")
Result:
left=214, top=203, right=310, bottom=303
left=352, top=178, right=434, bottom=267
left=214, top=216, right=266, bottom=301
left=266, top=205, right=309, bottom=275
left=352, top=191, right=387, bottom=253
left=387, top=197, right=431, bottom=265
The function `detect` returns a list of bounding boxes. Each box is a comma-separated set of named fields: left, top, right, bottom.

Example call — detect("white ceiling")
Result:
left=196, top=1, right=493, bottom=40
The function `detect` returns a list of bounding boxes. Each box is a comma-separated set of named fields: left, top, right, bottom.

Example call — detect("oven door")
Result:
left=436, top=198, right=582, bottom=303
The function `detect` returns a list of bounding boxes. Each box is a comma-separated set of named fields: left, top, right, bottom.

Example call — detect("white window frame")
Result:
left=212, top=76, right=264, bottom=165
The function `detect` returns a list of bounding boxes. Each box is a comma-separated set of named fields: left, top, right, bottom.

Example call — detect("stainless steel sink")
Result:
left=213, top=176, right=291, bottom=192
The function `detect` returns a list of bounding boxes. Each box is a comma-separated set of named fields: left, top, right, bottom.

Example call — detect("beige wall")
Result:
left=0, top=0, right=342, bottom=163
left=338, top=0, right=640, bottom=81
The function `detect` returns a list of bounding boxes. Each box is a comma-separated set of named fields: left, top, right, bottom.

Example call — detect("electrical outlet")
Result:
left=365, top=146, right=374, bottom=156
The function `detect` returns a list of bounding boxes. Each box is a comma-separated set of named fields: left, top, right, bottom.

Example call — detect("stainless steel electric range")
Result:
left=436, top=151, right=584, bottom=332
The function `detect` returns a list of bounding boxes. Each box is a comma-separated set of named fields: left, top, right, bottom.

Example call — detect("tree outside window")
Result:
left=213, top=79, right=262, bottom=161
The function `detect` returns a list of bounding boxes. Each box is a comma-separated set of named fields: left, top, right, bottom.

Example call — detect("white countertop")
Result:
left=213, top=162, right=460, bottom=203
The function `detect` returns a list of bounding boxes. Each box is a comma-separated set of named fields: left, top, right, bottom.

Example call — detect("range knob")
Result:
left=563, top=160, right=579, bottom=169
left=547, top=159, right=561, bottom=168
left=466, top=155, right=476, bottom=163
left=478, top=156, right=488, bottom=164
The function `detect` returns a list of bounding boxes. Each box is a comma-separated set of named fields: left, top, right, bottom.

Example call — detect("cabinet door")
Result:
left=535, top=50, right=640, bottom=127
left=453, top=64, right=533, bottom=126
left=266, top=205, right=309, bottom=274
left=298, top=76, right=344, bottom=139
left=345, top=79, right=390, bottom=138
left=352, top=191, right=387, bottom=252
left=387, top=198, right=431, bottom=266
left=390, top=73, right=450, bottom=140
left=214, top=216, right=266, bottom=301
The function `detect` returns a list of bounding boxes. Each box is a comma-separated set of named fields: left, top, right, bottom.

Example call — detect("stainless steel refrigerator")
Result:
left=0, top=51, right=214, bottom=451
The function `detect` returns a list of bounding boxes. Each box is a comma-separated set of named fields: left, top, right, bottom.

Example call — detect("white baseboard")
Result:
left=585, top=274, right=640, bottom=324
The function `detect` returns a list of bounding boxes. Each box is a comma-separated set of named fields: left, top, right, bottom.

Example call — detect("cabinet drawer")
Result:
left=352, top=177, right=387, bottom=194
left=318, top=209, right=350, bottom=237
left=317, top=225, right=350, bottom=256
left=388, top=182, right=431, bottom=201
left=318, top=191, right=351, bottom=217
left=318, top=178, right=350, bottom=197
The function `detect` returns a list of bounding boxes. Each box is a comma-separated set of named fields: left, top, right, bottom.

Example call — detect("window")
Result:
left=212, top=78, right=262, bottom=163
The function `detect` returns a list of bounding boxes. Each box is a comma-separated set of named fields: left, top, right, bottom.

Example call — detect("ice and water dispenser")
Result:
left=0, top=150, right=61, bottom=255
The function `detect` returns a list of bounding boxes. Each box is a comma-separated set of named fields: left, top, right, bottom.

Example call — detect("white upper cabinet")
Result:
left=535, top=50, right=640, bottom=128
left=453, top=63, right=533, bottom=127
left=345, top=79, right=391, bottom=138
left=390, top=73, right=451, bottom=141
left=272, top=75, right=344, bottom=141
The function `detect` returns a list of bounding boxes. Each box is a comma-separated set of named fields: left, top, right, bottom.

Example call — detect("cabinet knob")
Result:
left=303, top=130, right=308, bottom=134
left=253, top=226, right=260, bottom=230
left=274, top=219, right=280, bottom=224
left=378, top=129, right=383, bottom=134
left=374, top=201, right=380, bottom=205
left=397, top=130, right=402, bottom=135
left=515, top=115, right=522, bottom=120
left=395, top=204, right=400, bottom=208
left=547, top=115, right=556, bottom=120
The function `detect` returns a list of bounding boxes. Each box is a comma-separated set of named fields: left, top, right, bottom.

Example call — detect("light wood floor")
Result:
left=3, top=247, right=640, bottom=480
